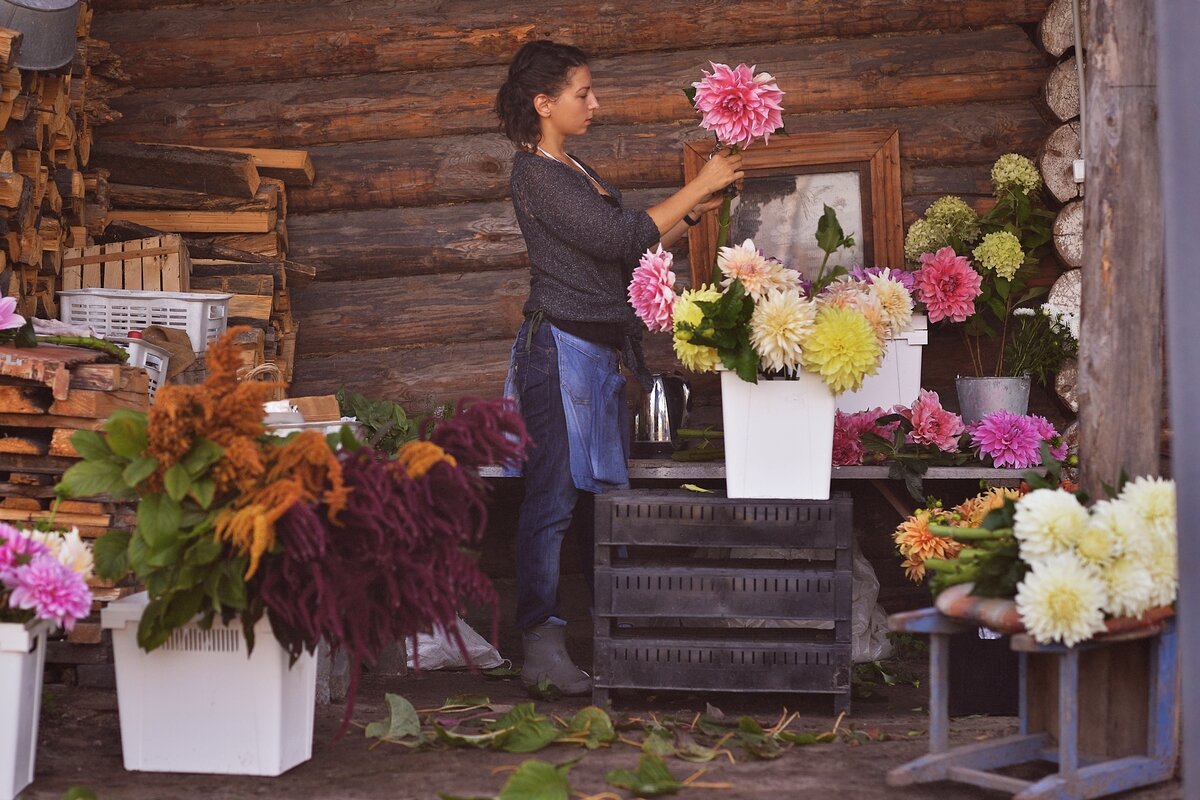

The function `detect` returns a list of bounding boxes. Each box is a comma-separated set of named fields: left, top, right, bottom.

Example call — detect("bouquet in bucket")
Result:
left=895, top=455, right=1177, bottom=647
left=0, top=523, right=93, bottom=631
left=56, top=328, right=529, bottom=729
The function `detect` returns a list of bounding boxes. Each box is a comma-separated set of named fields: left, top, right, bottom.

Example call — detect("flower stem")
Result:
left=929, top=523, right=1010, bottom=541
left=711, top=194, right=732, bottom=286
left=995, top=294, right=1013, bottom=376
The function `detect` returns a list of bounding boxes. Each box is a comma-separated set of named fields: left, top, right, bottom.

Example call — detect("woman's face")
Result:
left=540, top=65, right=599, bottom=139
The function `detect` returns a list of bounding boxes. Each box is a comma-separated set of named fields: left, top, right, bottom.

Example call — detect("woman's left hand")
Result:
left=691, top=195, right=724, bottom=217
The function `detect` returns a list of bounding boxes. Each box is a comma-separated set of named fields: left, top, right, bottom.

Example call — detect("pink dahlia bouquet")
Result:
left=0, top=523, right=93, bottom=631
left=687, top=62, right=785, bottom=284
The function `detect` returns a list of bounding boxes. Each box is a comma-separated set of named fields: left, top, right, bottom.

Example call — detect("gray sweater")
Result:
left=510, top=150, right=661, bottom=328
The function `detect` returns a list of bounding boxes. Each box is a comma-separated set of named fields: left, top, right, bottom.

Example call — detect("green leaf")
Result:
left=737, top=716, right=764, bottom=735
left=563, top=706, right=616, bottom=750
left=92, top=530, right=132, bottom=581
left=216, top=559, right=248, bottom=608
left=68, top=430, right=112, bottom=461
left=433, top=725, right=502, bottom=748
left=815, top=204, right=846, bottom=255
left=144, top=541, right=183, bottom=568
left=606, top=754, right=682, bottom=797
left=183, top=536, right=223, bottom=566
left=641, top=729, right=676, bottom=757
left=503, top=718, right=562, bottom=753
left=103, top=409, right=149, bottom=458
left=122, top=455, right=159, bottom=488
left=498, top=759, right=574, bottom=800
left=56, top=459, right=127, bottom=499
left=189, top=477, right=216, bottom=509
left=62, top=786, right=98, bottom=800
left=776, top=731, right=823, bottom=745
left=181, top=439, right=225, bottom=477
left=365, top=693, right=422, bottom=740
left=163, top=463, right=192, bottom=502
left=162, top=586, right=206, bottom=629
left=441, top=694, right=493, bottom=711
left=682, top=85, right=698, bottom=108
left=137, top=494, right=182, bottom=551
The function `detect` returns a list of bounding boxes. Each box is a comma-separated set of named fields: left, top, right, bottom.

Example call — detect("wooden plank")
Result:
left=108, top=180, right=279, bottom=211
left=92, top=0, right=1050, bottom=89
left=81, top=243, right=100, bottom=288
left=122, top=236, right=143, bottom=290
left=287, top=101, right=1052, bottom=213
left=179, top=146, right=314, bottom=186
left=189, top=273, right=273, bottom=295
left=162, top=240, right=182, bottom=291
left=1079, top=0, right=1163, bottom=493
left=49, top=427, right=78, bottom=457
left=106, top=209, right=273, bottom=233
left=69, top=363, right=149, bottom=394
left=99, top=27, right=1053, bottom=147
left=101, top=240, right=124, bottom=288
left=48, top=389, right=148, bottom=417
left=0, top=413, right=105, bottom=431
left=0, top=430, right=48, bottom=455
left=0, top=384, right=50, bottom=414
left=87, top=140, right=260, bottom=197
left=0, top=509, right=109, bottom=526
left=0, top=344, right=105, bottom=400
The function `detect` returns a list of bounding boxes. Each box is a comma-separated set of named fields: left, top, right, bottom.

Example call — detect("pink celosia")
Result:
left=899, top=390, right=964, bottom=452
left=692, top=63, right=785, bottom=149
left=914, top=247, right=983, bottom=323
left=5, top=553, right=92, bottom=630
left=0, top=523, right=49, bottom=574
left=1029, top=414, right=1068, bottom=461
left=628, top=244, right=677, bottom=332
left=968, top=410, right=1045, bottom=469
left=0, top=296, right=25, bottom=332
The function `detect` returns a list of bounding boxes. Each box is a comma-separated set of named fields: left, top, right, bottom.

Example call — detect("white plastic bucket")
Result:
left=0, top=619, right=50, bottom=800
left=720, top=369, right=835, bottom=500
left=101, top=592, right=317, bottom=776
left=836, top=313, right=928, bottom=414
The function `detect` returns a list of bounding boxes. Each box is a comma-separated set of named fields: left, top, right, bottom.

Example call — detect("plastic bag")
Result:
left=406, top=616, right=504, bottom=671
left=850, top=543, right=893, bottom=663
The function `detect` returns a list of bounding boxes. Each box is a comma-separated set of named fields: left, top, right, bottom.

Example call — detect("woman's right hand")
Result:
left=696, top=149, right=745, bottom=195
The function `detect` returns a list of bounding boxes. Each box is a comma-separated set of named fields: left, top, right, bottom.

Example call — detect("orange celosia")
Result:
left=893, top=509, right=964, bottom=582
left=957, top=486, right=1022, bottom=528
left=396, top=440, right=457, bottom=479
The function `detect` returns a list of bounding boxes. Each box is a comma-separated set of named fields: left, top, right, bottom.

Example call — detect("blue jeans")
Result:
left=508, top=319, right=627, bottom=631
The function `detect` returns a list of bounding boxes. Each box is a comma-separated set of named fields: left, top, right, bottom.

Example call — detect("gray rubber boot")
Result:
left=520, top=622, right=592, bottom=696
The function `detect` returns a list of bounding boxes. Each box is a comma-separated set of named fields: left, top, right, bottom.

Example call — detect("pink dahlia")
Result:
left=628, top=244, right=677, bottom=332
left=914, top=247, right=983, bottom=323
left=1029, top=414, right=1068, bottom=461
left=833, top=408, right=895, bottom=466
left=968, top=410, right=1044, bottom=469
left=0, top=523, right=49, bottom=574
left=900, top=390, right=964, bottom=452
left=692, top=63, right=785, bottom=149
left=5, top=553, right=92, bottom=630
left=0, top=295, right=25, bottom=332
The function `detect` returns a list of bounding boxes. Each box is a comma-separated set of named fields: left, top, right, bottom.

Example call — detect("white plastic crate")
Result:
left=115, top=338, right=170, bottom=402
left=1, top=620, right=50, bottom=800
left=102, top=593, right=317, bottom=776
left=58, top=288, right=232, bottom=353
left=836, top=313, right=928, bottom=414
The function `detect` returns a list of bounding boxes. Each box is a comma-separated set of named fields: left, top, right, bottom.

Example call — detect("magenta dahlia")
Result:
left=968, top=410, right=1045, bottom=469
left=5, top=553, right=92, bottom=630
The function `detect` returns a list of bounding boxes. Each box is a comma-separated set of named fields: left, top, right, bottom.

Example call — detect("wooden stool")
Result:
left=887, top=608, right=1178, bottom=799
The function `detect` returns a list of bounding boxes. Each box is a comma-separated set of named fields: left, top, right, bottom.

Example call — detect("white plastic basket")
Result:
left=58, top=288, right=231, bottom=353
left=1, top=620, right=51, bottom=800
left=835, top=313, right=929, bottom=414
left=115, top=338, right=170, bottom=402
left=101, top=593, right=317, bottom=776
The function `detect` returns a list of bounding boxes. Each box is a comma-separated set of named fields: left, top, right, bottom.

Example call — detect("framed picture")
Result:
left=683, top=129, right=903, bottom=288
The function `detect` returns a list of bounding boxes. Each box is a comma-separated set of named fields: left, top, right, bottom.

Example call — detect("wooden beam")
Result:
left=1078, top=1, right=1163, bottom=493
left=179, top=146, right=313, bottom=186
left=88, top=141, right=260, bottom=198
left=99, top=27, right=1053, bottom=148
left=92, top=0, right=1051, bottom=89
left=1154, top=1, right=1200, bottom=793
left=106, top=209, right=273, bottom=233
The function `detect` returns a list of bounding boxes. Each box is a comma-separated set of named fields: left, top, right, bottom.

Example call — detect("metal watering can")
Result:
left=631, top=373, right=691, bottom=457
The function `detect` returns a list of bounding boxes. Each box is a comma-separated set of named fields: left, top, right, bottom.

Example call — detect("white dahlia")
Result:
left=749, top=290, right=817, bottom=373
left=1101, top=554, right=1156, bottom=618
left=1118, top=476, right=1176, bottom=543
left=866, top=269, right=915, bottom=338
left=1013, top=489, right=1090, bottom=560
left=717, top=240, right=798, bottom=300
left=1016, top=552, right=1108, bottom=647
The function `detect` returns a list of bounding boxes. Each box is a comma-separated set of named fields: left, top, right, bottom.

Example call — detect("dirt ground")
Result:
left=24, top=655, right=1184, bottom=800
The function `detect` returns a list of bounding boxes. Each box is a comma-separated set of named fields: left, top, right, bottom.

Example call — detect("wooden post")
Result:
left=1078, top=0, right=1163, bottom=495
left=1154, top=2, right=1200, bottom=794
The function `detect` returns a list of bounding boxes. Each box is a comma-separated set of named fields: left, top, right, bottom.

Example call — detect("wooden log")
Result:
left=108, top=180, right=279, bottom=212
left=0, top=412, right=105, bottom=431
left=1038, top=0, right=1088, bottom=58
left=1053, top=199, right=1083, bottom=267
left=179, top=146, right=313, bottom=186
left=106, top=209, right=274, bottom=233
left=1038, top=121, right=1083, bottom=203
left=288, top=100, right=1053, bottom=213
left=0, top=27, right=21, bottom=69
left=93, top=0, right=1051, bottom=89
left=0, top=171, right=25, bottom=207
left=88, top=141, right=260, bottom=198
left=1043, top=55, right=1081, bottom=122
left=49, top=389, right=148, bottom=417
left=1079, top=0, right=1162, bottom=494
left=99, top=27, right=1053, bottom=147
left=189, top=273, right=273, bottom=295
left=68, top=363, right=149, bottom=394
left=0, top=384, right=49, bottom=414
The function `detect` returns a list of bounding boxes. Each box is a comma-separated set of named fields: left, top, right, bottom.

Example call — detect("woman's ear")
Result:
left=533, top=93, right=554, bottom=118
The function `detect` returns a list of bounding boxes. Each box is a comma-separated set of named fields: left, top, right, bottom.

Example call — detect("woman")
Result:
left=495, top=40, right=743, bottom=695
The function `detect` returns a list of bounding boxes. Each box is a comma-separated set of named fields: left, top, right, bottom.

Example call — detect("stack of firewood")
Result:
left=0, top=3, right=124, bottom=322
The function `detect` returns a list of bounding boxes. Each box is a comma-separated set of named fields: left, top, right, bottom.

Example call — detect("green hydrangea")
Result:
left=925, top=195, right=981, bottom=245
left=904, top=218, right=946, bottom=263
left=973, top=231, right=1025, bottom=279
left=991, top=153, right=1042, bottom=195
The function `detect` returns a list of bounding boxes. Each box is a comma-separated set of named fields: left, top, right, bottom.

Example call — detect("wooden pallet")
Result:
left=61, top=233, right=193, bottom=292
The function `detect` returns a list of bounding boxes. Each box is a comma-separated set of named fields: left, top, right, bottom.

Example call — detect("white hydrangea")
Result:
left=1013, top=489, right=1090, bottom=560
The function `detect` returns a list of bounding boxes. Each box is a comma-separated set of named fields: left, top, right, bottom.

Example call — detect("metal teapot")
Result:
left=631, top=373, right=691, bottom=457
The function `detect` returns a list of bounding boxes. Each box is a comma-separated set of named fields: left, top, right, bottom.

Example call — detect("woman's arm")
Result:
left=645, top=151, right=743, bottom=235
left=658, top=195, right=725, bottom=248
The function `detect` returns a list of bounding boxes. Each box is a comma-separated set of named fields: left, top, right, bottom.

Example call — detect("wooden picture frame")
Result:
left=683, top=129, right=903, bottom=288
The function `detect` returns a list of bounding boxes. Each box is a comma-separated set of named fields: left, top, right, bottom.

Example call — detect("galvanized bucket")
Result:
left=955, top=375, right=1031, bottom=425
left=0, top=0, right=80, bottom=71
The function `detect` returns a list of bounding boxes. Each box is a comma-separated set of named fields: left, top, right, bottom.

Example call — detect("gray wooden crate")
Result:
left=592, top=490, right=853, bottom=713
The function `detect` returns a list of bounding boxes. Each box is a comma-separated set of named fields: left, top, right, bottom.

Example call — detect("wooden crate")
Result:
left=61, top=234, right=192, bottom=293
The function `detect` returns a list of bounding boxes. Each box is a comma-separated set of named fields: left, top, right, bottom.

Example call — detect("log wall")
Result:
left=92, top=1, right=1056, bottom=409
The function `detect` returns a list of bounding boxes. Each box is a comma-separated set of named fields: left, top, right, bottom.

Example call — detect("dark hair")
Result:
left=495, top=40, right=589, bottom=150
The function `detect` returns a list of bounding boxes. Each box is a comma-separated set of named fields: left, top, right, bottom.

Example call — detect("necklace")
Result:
left=537, top=147, right=607, bottom=195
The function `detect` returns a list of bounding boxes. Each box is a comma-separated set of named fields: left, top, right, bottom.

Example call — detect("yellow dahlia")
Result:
left=672, top=286, right=722, bottom=373
left=749, top=289, right=816, bottom=373
left=1016, top=552, right=1107, bottom=646
left=800, top=306, right=882, bottom=394
left=893, top=509, right=962, bottom=583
